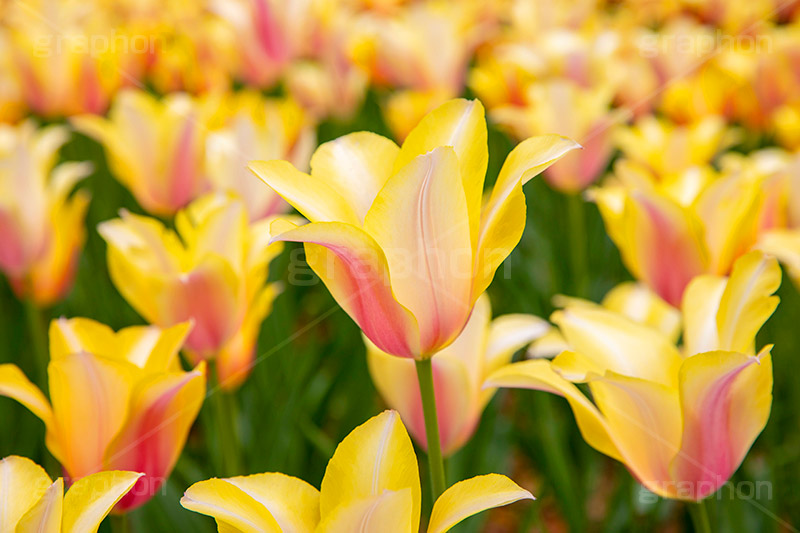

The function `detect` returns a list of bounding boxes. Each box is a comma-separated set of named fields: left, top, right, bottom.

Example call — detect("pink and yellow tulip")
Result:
left=367, top=294, right=549, bottom=455
left=99, top=193, right=283, bottom=389
left=181, top=410, right=533, bottom=531
left=490, top=79, right=621, bottom=192
left=351, top=1, right=495, bottom=139
left=205, top=93, right=316, bottom=220
left=0, top=456, right=141, bottom=532
left=72, top=89, right=209, bottom=216
left=4, top=3, right=137, bottom=118
left=0, top=121, right=91, bottom=306
left=592, top=149, right=763, bottom=306
left=0, top=318, right=205, bottom=511
left=487, top=251, right=780, bottom=500
left=250, top=98, right=579, bottom=359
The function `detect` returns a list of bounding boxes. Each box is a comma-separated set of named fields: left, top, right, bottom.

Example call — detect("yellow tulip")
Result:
left=0, top=319, right=205, bottom=511
left=613, top=116, right=738, bottom=180
left=487, top=251, right=780, bottom=501
left=250, top=98, right=579, bottom=359
left=0, top=121, right=91, bottom=306
left=72, top=89, right=209, bottom=216
left=205, top=93, right=316, bottom=220
left=181, top=410, right=533, bottom=532
left=367, top=294, right=549, bottom=455
left=99, top=193, right=283, bottom=389
left=0, top=456, right=141, bottom=532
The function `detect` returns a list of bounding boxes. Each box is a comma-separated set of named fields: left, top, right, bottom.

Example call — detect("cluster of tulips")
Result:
left=1, top=0, right=798, bottom=531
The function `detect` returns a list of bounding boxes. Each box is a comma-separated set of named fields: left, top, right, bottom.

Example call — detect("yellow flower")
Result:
left=181, top=410, right=533, bottom=532
left=0, top=121, right=91, bottom=306
left=0, top=319, right=205, bottom=511
left=487, top=251, right=780, bottom=501
left=99, top=193, right=283, bottom=389
left=367, top=294, right=549, bottom=455
left=205, top=92, right=316, bottom=220
left=72, top=89, right=210, bottom=216
left=0, top=456, right=141, bottom=532
left=250, top=98, right=579, bottom=359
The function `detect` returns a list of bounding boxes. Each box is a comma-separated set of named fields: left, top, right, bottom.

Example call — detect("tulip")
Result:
left=4, top=4, right=137, bottom=118
left=181, top=410, right=533, bottom=532
left=250, top=98, right=579, bottom=360
left=613, top=116, right=738, bottom=180
left=0, top=121, right=92, bottom=306
left=0, top=318, right=205, bottom=511
left=99, top=193, right=283, bottom=389
left=351, top=2, right=495, bottom=139
left=367, top=294, right=549, bottom=455
left=205, top=93, right=316, bottom=220
left=486, top=251, right=780, bottom=501
left=490, top=79, right=622, bottom=193
left=592, top=155, right=764, bottom=306
left=0, top=455, right=141, bottom=532
left=252, top=98, right=576, bottom=499
left=72, top=89, right=209, bottom=216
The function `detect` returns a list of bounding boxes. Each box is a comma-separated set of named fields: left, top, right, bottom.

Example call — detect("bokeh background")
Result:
left=1, top=0, right=799, bottom=531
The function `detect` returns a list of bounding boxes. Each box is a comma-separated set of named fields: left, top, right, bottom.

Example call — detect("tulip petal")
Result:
left=589, top=372, right=682, bottom=497
left=309, top=132, right=400, bottom=223
left=621, top=190, right=708, bottom=306
left=319, top=410, right=421, bottom=528
left=551, top=306, right=682, bottom=386
left=105, top=365, right=205, bottom=511
left=49, top=318, right=117, bottom=361
left=682, top=275, right=727, bottom=356
left=366, top=342, right=473, bottom=455
left=316, top=489, right=414, bottom=533
left=181, top=479, right=282, bottom=533
left=393, top=99, right=488, bottom=251
left=601, top=282, right=681, bottom=343
left=61, top=471, right=143, bottom=533
left=485, top=361, right=621, bottom=461
left=364, top=146, right=472, bottom=354
left=0, top=364, right=54, bottom=433
left=0, top=456, right=53, bottom=533
left=757, top=229, right=800, bottom=285
left=16, top=478, right=63, bottom=533
left=224, top=473, right=321, bottom=532
left=485, top=314, right=550, bottom=371
left=248, top=160, right=361, bottom=225
left=716, top=252, right=781, bottom=353
left=475, top=135, right=580, bottom=296
left=272, top=220, right=420, bottom=357
left=427, top=474, right=534, bottom=533
left=48, top=353, right=137, bottom=479
left=670, top=348, right=773, bottom=500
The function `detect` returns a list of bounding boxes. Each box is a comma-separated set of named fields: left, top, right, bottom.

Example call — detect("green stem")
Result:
left=209, top=364, right=243, bottom=477
left=22, top=298, right=49, bottom=387
left=415, top=358, right=446, bottom=501
left=566, top=193, right=589, bottom=297
left=110, top=514, right=131, bottom=533
left=688, top=500, right=711, bottom=533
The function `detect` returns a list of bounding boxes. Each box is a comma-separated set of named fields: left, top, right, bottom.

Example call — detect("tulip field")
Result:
left=2, top=0, right=800, bottom=531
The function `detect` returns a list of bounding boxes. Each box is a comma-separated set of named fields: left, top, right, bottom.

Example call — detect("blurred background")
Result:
left=1, top=0, right=799, bottom=531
